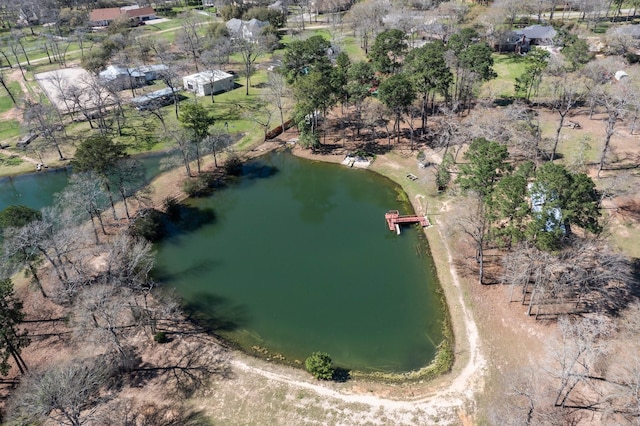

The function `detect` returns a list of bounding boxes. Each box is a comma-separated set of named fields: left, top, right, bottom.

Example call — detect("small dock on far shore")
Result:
left=385, top=210, right=430, bottom=235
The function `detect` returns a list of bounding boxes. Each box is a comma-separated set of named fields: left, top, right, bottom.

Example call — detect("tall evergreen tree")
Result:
left=179, top=103, right=216, bottom=174
left=71, top=135, right=129, bottom=220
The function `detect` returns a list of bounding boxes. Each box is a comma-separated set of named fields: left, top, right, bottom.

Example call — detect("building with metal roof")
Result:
left=183, top=70, right=235, bottom=97
left=130, top=87, right=178, bottom=110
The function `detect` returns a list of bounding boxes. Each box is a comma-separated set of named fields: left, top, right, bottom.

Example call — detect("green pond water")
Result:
left=0, top=154, right=166, bottom=211
left=154, top=151, right=445, bottom=373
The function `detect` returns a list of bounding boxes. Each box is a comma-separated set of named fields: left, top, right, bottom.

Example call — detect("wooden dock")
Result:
left=385, top=210, right=430, bottom=235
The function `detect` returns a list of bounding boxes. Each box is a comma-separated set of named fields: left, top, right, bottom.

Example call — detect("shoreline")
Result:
left=188, top=140, right=485, bottom=409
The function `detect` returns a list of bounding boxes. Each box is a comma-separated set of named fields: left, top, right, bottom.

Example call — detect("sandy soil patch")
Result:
left=34, top=68, right=111, bottom=113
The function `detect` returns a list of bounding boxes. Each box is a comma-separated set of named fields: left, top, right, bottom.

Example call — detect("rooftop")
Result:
left=89, top=7, right=121, bottom=22
left=184, top=70, right=234, bottom=84
left=515, top=25, right=557, bottom=40
left=89, top=5, right=155, bottom=23
left=130, top=87, right=176, bottom=105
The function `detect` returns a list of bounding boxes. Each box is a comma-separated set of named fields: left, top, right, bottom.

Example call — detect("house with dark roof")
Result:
left=89, top=5, right=156, bottom=27
left=495, top=25, right=557, bottom=53
left=515, top=25, right=557, bottom=46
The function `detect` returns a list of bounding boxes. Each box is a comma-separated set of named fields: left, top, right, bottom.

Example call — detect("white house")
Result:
left=183, top=70, right=235, bottom=96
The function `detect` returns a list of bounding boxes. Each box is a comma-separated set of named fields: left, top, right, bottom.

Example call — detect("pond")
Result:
left=0, top=153, right=167, bottom=212
left=153, top=151, right=445, bottom=373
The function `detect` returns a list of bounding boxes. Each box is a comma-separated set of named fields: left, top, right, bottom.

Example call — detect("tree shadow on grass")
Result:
left=628, top=258, right=640, bottom=300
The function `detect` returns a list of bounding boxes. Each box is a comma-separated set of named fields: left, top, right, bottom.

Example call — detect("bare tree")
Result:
left=23, top=100, right=67, bottom=160
left=458, top=197, right=489, bottom=285
left=149, top=38, right=184, bottom=120
left=0, top=68, right=17, bottom=105
left=55, top=173, right=110, bottom=242
left=176, top=11, right=204, bottom=72
left=265, top=71, right=291, bottom=136
left=8, top=357, right=114, bottom=426
left=548, top=315, right=613, bottom=409
left=101, top=234, right=155, bottom=292
left=163, top=128, right=195, bottom=177
left=502, top=238, right=631, bottom=317
left=110, top=158, right=147, bottom=221
left=548, top=73, right=585, bottom=161
left=344, top=0, right=389, bottom=54
left=200, top=45, right=233, bottom=103
left=73, top=285, right=136, bottom=362
left=2, top=225, right=48, bottom=298
left=233, top=34, right=273, bottom=96
left=595, top=78, right=633, bottom=177
left=203, top=130, right=232, bottom=168
left=46, top=71, right=75, bottom=115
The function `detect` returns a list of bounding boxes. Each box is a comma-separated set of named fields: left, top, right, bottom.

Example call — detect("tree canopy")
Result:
left=0, top=205, right=42, bottom=231
left=282, top=35, right=331, bottom=83
left=179, top=103, right=216, bottom=173
left=456, top=138, right=510, bottom=200
left=369, top=29, right=407, bottom=74
left=71, top=135, right=128, bottom=176
left=305, top=352, right=333, bottom=380
left=179, top=103, right=216, bottom=142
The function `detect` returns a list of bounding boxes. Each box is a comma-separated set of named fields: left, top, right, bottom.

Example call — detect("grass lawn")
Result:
left=481, top=53, right=527, bottom=98
left=0, top=81, right=21, bottom=113
left=0, top=152, right=23, bottom=166
left=144, top=20, right=183, bottom=32
left=336, top=35, right=366, bottom=62
left=0, top=119, right=21, bottom=141
left=0, top=152, right=35, bottom=176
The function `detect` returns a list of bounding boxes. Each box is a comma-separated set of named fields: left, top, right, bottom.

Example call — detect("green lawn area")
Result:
left=0, top=81, right=21, bottom=113
left=539, top=118, right=599, bottom=165
left=0, top=152, right=23, bottom=167
left=481, top=53, right=527, bottom=98
left=0, top=119, right=21, bottom=141
left=0, top=151, right=35, bottom=177
left=144, top=20, right=183, bottom=32
left=337, top=35, right=366, bottom=62
left=110, top=68, right=275, bottom=155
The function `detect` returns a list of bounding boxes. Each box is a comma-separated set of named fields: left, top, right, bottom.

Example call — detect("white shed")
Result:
left=182, top=70, right=235, bottom=96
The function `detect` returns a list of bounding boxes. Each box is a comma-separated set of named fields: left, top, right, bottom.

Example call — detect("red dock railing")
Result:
left=385, top=210, right=430, bottom=234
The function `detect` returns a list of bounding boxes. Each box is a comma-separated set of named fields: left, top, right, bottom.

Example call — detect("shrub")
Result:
left=626, top=52, right=640, bottom=64
left=305, top=352, right=333, bottom=380
left=163, top=196, right=181, bottom=221
left=128, top=208, right=166, bottom=242
left=183, top=173, right=217, bottom=197
left=224, top=154, right=243, bottom=176
left=0, top=205, right=41, bottom=229
left=153, top=332, right=168, bottom=343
